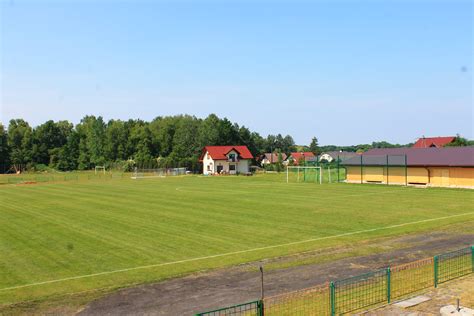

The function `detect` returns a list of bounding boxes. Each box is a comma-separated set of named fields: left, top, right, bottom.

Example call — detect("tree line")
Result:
left=1, top=114, right=470, bottom=174
left=0, top=114, right=299, bottom=173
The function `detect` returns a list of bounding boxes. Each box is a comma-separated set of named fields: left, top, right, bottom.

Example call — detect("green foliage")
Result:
left=0, top=124, right=9, bottom=170
left=319, top=140, right=411, bottom=154
left=444, top=134, right=473, bottom=147
left=309, top=137, right=319, bottom=154
left=4, top=114, right=465, bottom=174
left=7, top=119, right=33, bottom=172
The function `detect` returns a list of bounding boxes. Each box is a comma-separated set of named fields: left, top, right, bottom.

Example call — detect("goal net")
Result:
left=95, top=166, right=106, bottom=175
left=286, top=166, right=322, bottom=184
left=131, top=167, right=187, bottom=179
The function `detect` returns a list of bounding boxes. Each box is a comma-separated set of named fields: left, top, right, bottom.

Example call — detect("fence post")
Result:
left=434, top=255, right=439, bottom=288
left=387, top=267, right=391, bottom=303
left=259, top=266, right=264, bottom=316
left=257, top=300, right=264, bottom=316
left=471, top=246, right=474, bottom=272
left=330, top=281, right=336, bottom=316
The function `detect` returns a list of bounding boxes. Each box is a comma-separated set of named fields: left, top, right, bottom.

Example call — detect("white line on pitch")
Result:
left=2, top=211, right=473, bottom=292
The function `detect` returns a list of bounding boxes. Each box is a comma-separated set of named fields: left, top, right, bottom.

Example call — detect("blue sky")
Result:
left=1, top=0, right=472, bottom=145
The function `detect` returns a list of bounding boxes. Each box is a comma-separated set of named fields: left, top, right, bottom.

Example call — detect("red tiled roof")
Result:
left=262, top=153, right=287, bottom=162
left=412, top=136, right=456, bottom=148
left=200, top=146, right=254, bottom=160
left=290, top=152, right=316, bottom=165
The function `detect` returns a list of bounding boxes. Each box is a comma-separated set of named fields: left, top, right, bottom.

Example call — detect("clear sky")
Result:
left=1, top=0, right=472, bottom=145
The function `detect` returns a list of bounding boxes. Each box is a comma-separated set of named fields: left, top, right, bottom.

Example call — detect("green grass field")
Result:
left=1, top=173, right=473, bottom=309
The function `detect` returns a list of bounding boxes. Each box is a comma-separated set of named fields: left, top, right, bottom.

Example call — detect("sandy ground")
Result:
left=77, top=232, right=473, bottom=316
left=365, top=274, right=474, bottom=315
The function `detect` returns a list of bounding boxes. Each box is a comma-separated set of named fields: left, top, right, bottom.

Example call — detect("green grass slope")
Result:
left=1, top=174, right=473, bottom=306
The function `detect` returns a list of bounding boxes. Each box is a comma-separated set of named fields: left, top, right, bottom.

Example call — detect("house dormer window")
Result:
left=228, top=153, right=237, bottom=162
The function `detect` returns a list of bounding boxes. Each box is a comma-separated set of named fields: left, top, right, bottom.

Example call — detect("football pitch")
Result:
left=1, top=174, right=473, bottom=308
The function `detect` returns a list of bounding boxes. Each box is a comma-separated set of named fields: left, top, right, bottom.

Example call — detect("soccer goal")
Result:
left=95, top=166, right=106, bottom=175
left=286, top=166, right=322, bottom=184
left=131, top=167, right=187, bottom=179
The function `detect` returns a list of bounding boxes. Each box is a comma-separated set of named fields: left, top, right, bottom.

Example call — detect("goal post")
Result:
left=95, top=166, right=106, bottom=175
left=286, top=166, right=322, bottom=184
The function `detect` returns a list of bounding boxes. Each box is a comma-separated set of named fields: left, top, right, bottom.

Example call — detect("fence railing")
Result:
left=195, top=245, right=474, bottom=316
left=0, top=173, right=127, bottom=185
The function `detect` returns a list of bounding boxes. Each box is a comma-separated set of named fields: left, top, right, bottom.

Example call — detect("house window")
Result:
left=228, top=154, right=236, bottom=162
left=229, top=165, right=236, bottom=171
left=207, top=164, right=211, bottom=171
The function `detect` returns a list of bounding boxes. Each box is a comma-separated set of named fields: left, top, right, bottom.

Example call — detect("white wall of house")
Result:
left=319, top=154, right=334, bottom=162
left=202, top=151, right=215, bottom=175
left=237, top=159, right=249, bottom=173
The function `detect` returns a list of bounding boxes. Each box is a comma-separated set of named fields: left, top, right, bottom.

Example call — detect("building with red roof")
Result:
left=200, top=146, right=253, bottom=175
left=288, top=152, right=316, bottom=165
left=412, top=136, right=456, bottom=148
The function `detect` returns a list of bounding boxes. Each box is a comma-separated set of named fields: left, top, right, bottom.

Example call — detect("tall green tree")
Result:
left=171, top=115, right=201, bottom=170
left=7, top=119, right=33, bottom=172
left=50, top=130, right=80, bottom=171
left=149, top=116, right=175, bottom=157
left=129, top=122, right=154, bottom=165
left=105, top=120, right=130, bottom=161
left=197, top=114, right=222, bottom=147
left=31, top=120, right=72, bottom=165
left=76, top=116, right=106, bottom=168
left=0, top=124, right=10, bottom=172
left=309, top=137, right=319, bottom=154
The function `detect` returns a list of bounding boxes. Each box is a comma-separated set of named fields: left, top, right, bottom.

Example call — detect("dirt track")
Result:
left=78, top=232, right=473, bottom=316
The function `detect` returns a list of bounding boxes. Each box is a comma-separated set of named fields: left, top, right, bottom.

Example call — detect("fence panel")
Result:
left=195, top=301, right=261, bottom=316
left=437, top=246, right=472, bottom=284
left=8, top=177, right=24, bottom=184
left=196, top=246, right=473, bottom=316
left=264, top=284, right=330, bottom=316
left=334, top=269, right=387, bottom=314
left=391, top=257, right=434, bottom=299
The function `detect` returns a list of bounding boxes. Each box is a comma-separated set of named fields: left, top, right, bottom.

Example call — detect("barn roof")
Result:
left=322, top=151, right=358, bottom=159
left=412, top=136, right=456, bottom=148
left=342, top=147, right=474, bottom=167
left=200, top=146, right=254, bottom=160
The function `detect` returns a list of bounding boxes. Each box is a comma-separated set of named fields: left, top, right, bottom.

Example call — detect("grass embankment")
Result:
left=1, top=173, right=473, bottom=312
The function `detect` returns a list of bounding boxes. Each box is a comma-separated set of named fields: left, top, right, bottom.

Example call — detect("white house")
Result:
left=319, top=151, right=357, bottom=163
left=200, top=146, right=254, bottom=175
left=260, top=152, right=287, bottom=166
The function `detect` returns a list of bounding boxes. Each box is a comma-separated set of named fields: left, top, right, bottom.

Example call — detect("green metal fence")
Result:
left=264, top=284, right=330, bottom=315
left=391, top=257, right=434, bottom=299
left=195, top=300, right=262, bottom=316
left=1, top=172, right=125, bottom=185
left=196, top=246, right=474, bottom=316
left=435, top=246, right=473, bottom=286
left=333, top=269, right=387, bottom=314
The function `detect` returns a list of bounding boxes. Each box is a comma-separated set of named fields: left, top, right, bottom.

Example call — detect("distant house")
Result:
left=319, top=151, right=357, bottom=163
left=412, top=136, right=456, bottom=148
left=288, top=152, right=316, bottom=165
left=200, top=146, right=253, bottom=175
left=260, top=153, right=287, bottom=166
left=342, top=147, right=474, bottom=188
